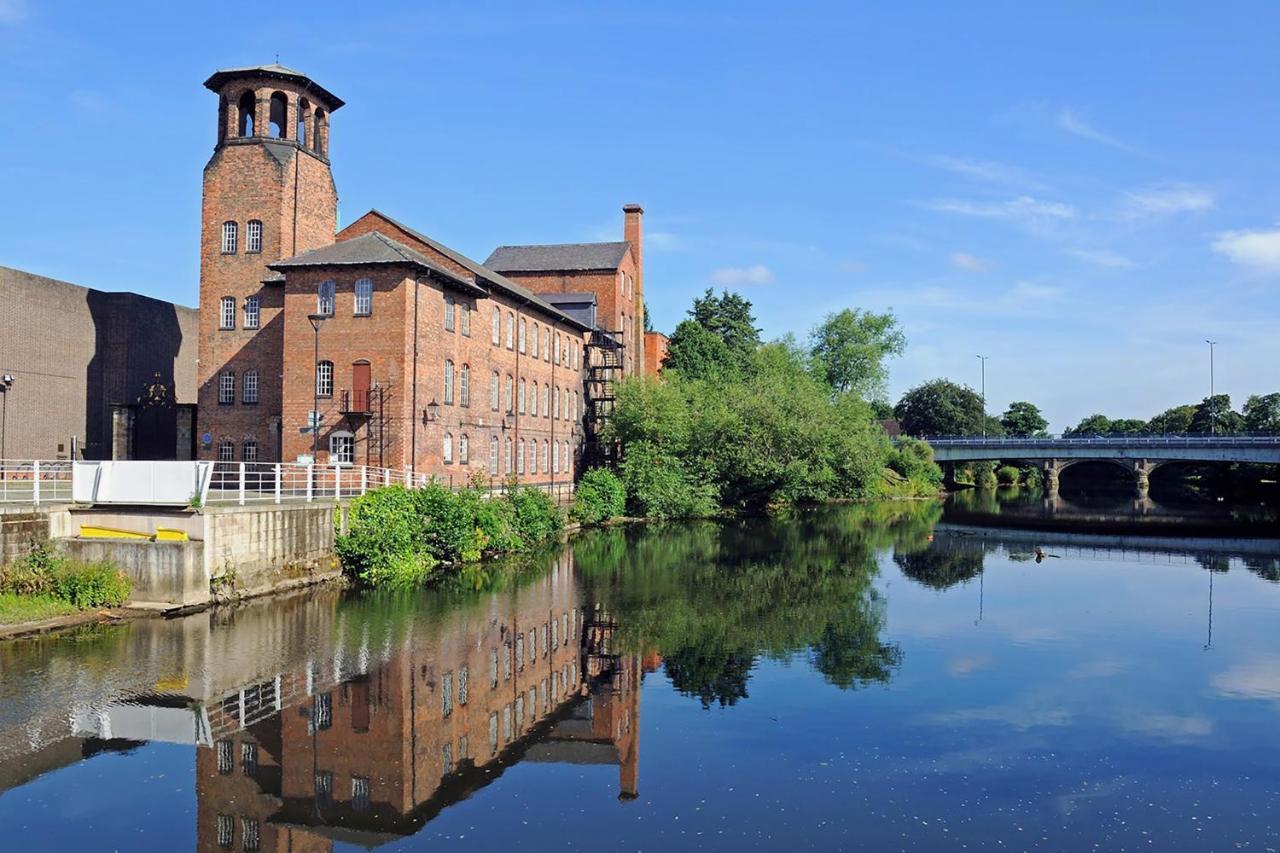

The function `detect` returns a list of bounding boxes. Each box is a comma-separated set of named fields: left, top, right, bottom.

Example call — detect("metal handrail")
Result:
left=925, top=434, right=1280, bottom=446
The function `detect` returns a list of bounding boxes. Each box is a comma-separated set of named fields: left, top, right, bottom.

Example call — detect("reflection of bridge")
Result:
left=928, top=436, right=1280, bottom=492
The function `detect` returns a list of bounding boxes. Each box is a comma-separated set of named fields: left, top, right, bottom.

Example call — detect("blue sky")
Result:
left=2, top=1, right=1278, bottom=430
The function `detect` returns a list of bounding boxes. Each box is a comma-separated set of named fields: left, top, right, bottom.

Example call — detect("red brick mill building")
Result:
left=197, top=64, right=653, bottom=483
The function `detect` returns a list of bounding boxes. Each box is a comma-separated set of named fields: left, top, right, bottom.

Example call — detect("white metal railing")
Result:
left=0, top=460, right=73, bottom=505
left=926, top=435, right=1280, bottom=447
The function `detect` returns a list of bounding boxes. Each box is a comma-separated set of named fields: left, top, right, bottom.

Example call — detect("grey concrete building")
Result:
left=0, top=265, right=198, bottom=460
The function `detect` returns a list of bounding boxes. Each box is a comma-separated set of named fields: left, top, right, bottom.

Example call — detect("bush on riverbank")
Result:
left=0, top=543, right=132, bottom=614
left=996, top=465, right=1021, bottom=486
left=571, top=468, right=627, bottom=524
left=336, top=480, right=564, bottom=587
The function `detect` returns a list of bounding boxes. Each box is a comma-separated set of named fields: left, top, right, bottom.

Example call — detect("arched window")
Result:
left=268, top=92, right=287, bottom=139
left=354, top=278, right=372, bottom=316
left=244, top=295, right=259, bottom=329
left=505, top=311, right=514, bottom=349
left=218, top=96, right=228, bottom=142
left=563, top=386, right=570, bottom=419
left=443, top=360, right=454, bottom=404
left=237, top=90, right=256, bottom=137
left=528, top=440, right=535, bottom=474
left=221, top=221, right=238, bottom=254
left=553, top=386, right=559, bottom=419
left=317, top=280, right=335, bottom=316
left=219, top=296, right=236, bottom=330
left=563, top=441, right=570, bottom=474
left=518, top=378, right=526, bottom=414
left=553, top=332, right=560, bottom=364
left=518, top=317, right=527, bottom=352
left=530, top=322, right=539, bottom=358
left=330, top=431, right=354, bottom=465
left=529, top=381, right=538, bottom=416
left=297, top=98, right=310, bottom=146
left=218, top=439, right=235, bottom=462
left=542, top=440, right=549, bottom=473
left=241, top=440, right=258, bottom=463
left=490, top=371, right=499, bottom=411
left=218, top=371, right=235, bottom=404
left=314, top=108, right=327, bottom=156
left=489, top=435, right=499, bottom=475
left=243, top=369, right=259, bottom=404
left=505, top=437, right=513, bottom=473
left=460, top=364, right=470, bottom=407
left=459, top=434, right=469, bottom=465
left=491, top=306, right=502, bottom=344
left=316, top=360, right=334, bottom=397
left=443, top=433, right=454, bottom=464
left=444, top=294, right=455, bottom=331
left=504, top=375, right=513, bottom=413
left=543, top=385, right=551, bottom=417
left=517, top=439, right=526, bottom=474
left=573, top=390, right=579, bottom=422
left=460, top=302, right=471, bottom=336
left=552, top=440, right=560, bottom=473
left=246, top=220, right=262, bottom=253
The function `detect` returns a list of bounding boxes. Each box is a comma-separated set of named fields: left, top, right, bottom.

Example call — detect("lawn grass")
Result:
left=0, top=593, right=80, bottom=626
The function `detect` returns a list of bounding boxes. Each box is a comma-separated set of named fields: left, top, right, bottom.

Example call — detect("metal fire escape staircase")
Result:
left=584, top=329, right=625, bottom=468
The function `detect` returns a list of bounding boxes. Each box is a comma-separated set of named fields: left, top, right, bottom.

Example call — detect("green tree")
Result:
left=893, top=379, right=987, bottom=437
left=807, top=308, right=906, bottom=399
left=664, top=289, right=761, bottom=380
left=999, top=401, right=1048, bottom=437
left=1147, top=404, right=1196, bottom=434
left=1062, top=413, right=1145, bottom=436
left=1189, top=394, right=1244, bottom=434
left=1243, top=393, right=1280, bottom=433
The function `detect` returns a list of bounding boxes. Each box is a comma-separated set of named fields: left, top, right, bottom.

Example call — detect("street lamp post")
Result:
left=308, top=314, right=326, bottom=460
left=1205, top=339, right=1217, bottom=435
left=0, top=374, right=13, bottom=461
left=976, top=355, right=988, bottom=439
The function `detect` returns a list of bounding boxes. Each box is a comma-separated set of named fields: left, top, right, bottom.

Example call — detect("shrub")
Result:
left=996, top=465, right=1021, bottom=486
left=507, top=484, right=564, bottom=546
left=886, top=437, right=944, bottom=493
left=336, top=487, right=437, bottom=586
left=572, top=468, right=627, bottom=524
left=0, top=543, right=131, bottom=609
left=973, top=462, right=998, bottom=489
left=412, top=482, right=483, bottom=562
left=620, top=442, right=718, bottom=520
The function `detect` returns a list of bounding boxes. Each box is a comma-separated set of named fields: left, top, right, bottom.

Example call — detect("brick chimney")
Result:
left=623, top=203, right=643, bottom=289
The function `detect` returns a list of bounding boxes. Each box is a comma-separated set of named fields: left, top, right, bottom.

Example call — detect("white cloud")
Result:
left=924, top=155, right=1046, bottom=190
left=949, top=252, right=992, bottom=272
left=1055, top=107, right=1133, bottom=152
left=646, top=231, right=680, bottom=251
left=1009, top=281, right=1063, bottom=302
left=709, top=264, right=773, bottom=286
left=1213, top=657, right=1280, bottom=700
left=919, top=195, right=1076, bottom=222
left=1067, top=248, right=1138, bottom=269
left=1122, top=184, right=1214, bottom=217
left=1212, top=223, right=1280, bottom=272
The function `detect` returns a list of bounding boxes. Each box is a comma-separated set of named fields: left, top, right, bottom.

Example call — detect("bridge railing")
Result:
left=924, top=434, right=1280, bottom=447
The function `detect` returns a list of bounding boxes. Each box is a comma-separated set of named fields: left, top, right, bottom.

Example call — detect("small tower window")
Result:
left=314, top=108, right=327, bottom=157
left=244, top=295, right=259, bottom=329
left=354, top=278, right=372, bottom=316
left=246, top=220, right=262, bottom=253
left=219, top=296, right=236, bottom=330
left=237, top=90, right=256, bottom=137
left=268, top=92, right=287, bottom=139
left=317, top=280, right=335, bottom=316
left=221, top=221, right=238, bottom=254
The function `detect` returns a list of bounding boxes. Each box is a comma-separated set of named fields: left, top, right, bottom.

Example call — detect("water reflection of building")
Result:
left=192, top=567, right=645, bottom=850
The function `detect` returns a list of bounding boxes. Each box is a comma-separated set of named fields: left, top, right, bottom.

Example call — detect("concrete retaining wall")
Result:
left=0, top=506, right=54, bottom=564
left=60, top=538, right=208, bottom=607
left=201, top=503, right=339, bottom=597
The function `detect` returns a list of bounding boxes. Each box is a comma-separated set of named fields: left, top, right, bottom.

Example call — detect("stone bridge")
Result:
left=925, top=435, right=1280, bottom=493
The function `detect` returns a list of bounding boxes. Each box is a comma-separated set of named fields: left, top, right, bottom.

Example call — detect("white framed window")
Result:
left=444, top=294, right=455, bottom=331
left=443, top=432, right=454, bottom=464
left=460, top=302, right=471, bottom=336
left=241, top=440, right=258, bottom=462
left=527, top=439, right=535, bottom=474
left=460, top=433, right=469, bottom=464
left=504, top=375, right=513, bottom=413
left=217, top=439, right=235, bottom=461
left=543, top=385, right=550, bottom=417
left=460, top=364, right=470, bottom=407
left=217, top=814, right=234, bottom=849
left=563, top=440, right=570, bottom=473
left=553, top=332, right=560, bottom=364
left=219, top=371, right=235, bottom=404
left=330, top=432, right=354, bottom=465
left=243, top=295, right=259, bottom=329
left=518, top=317, right=526, bottom=352
left=491, top=307, right=501, bottom=345
left=443, top=360, right=454, bottom=404
left=505, top=436, right=513, bottom=473
left=316, top=360, right=333, bottom=397
left=542, top=440, right=549, bottom=472
left=573, top=390, right=579, bottom=421
left=489, top=435, right=499, bottom=475
left=354, top=278, right=372, bottom=316
left=505, top=311, right=514, bottom=349
left=219, top=296, right=236, bottom=330
left=518, top=379, right=526, bottom=414
left=552, top=439, right=559, bottom=473
left=553, top=386, right=559, bottom=420
left=242, top=369, right=259, bottom=403
left=352, top=776, right=370, bottom=812
left=221, top=221, right=238, bottom=254
left=530, top=381, right=538, bottom=417
left=490, top=371, right=499, bottom=411
left=530, top=322, right=539, bottom=357
left=543, top=327, right=550, bottom=360
left=517, top=438, right=525, bottom=474
left=317, top=280, right=335, bottom=316
left=246, top=220, right=262, bottom=254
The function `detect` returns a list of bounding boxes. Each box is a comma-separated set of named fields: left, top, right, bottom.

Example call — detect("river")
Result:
left=0, top=497, right=1278, bottom=849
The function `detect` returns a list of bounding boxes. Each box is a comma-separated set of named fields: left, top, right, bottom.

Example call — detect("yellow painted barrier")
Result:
left=154, top=527, right=189, bottom=542
left=79, top=525, right=151, bottom=540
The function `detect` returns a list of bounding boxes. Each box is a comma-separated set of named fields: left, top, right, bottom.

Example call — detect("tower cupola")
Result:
left=203, top=64, right=344, bottom=159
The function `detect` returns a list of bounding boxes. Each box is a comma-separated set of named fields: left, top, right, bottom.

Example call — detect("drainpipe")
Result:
left=411, top=275, right=420, bottom=474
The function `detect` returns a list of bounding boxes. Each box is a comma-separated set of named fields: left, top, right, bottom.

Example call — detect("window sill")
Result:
left=353, top=312, right=371, bottom=318
left=218, top=326, right=236, bottom=331
left=244, top=325, right=260, bottom=331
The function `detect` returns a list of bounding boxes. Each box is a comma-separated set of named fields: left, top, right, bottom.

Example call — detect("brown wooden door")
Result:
left=352, top=362, right=371, bottom=412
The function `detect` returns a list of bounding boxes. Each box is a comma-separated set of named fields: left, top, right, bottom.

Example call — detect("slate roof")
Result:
left=203, top=64, right=344, bottom=109
left=360, top=210, right=594, bottom=331
left=540, top=292, right=598, bottom=329
left=267, top=232, right=486, bottom=297
left=484, top=242, right=631, bottom=273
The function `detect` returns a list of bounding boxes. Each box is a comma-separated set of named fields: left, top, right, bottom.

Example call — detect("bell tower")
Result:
left=196, top=65, right=342, bottom=462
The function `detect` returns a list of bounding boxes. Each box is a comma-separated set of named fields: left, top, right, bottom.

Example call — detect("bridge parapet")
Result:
left=925, top=435, right=1280, bottom=466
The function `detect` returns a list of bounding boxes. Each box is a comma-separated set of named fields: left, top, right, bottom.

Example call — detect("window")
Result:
left=506, top=311, right=515, bottom=349
left=459, top=434, right=469, bottom=464
left=517, top=438, right=525, bottom=474
left=217, top=814, right=234, bottom=850
left=553, top=333, right=560, bottom=364
left=221, top=220, right=238, bottom=254
left=242, top=369, right=258, bottom=404
left=317, top=280, right=335, bottom=316
left=530, top=381, right=538, bottom=416
left=490, top=372, right=499, bottom=411
left=242, top=439, right=258, bottom=462
left=518, top=378, right=526, bottom=414
left=315, top=693, right=333, bottom=729
left=354, top=278, right=372, bottom=316
left=563, top=441, right=570, bottom=474
left=519, top=317, right=527, bottom=352
left=241, top=742, right=258, bottom=776
left=530, top=440, right=537, bottom=474
left=553, top=386, right=559, bottom=420
left=563, top=386, right=570, bottom=419
left=459, top=665, right=469, bottom=705
left=488, top=712, right=499, bottom=755
left=504, top=375, right=513, bottom=413
left=218, top=439, right=235, bottom=462
left=219, top=371, right=235, bottom=404
left=542, top=440, right=549, bottom=472
left=442, top=741, right=453, bottom=775
left=444, top=360, right=454, bottom=404
left=573, top=391, right=579, bottom=422
left=220, top=296, right=236, bottom=330
left=316, top=360, right=333, bottom=397
left=443, top=433, right=453, bottom=464
left=246, top=220, right=262, bottom=253
left=531, top=322, right=539, bottom=357
left=352, top=777, right=371, bottom=812
left=297, top=97, right=310, bottom=146
left=444, top=294, right=455, bottom=331
left=543, top=327, right=551, bottom=360
left=491, top=307, right=501, bottom=345
left=543, top=385, right=550, bottom=417
left=489, top=435, right=499, bottom=475
left=489, top=647, right=499, bottom=688
left=242, top=818, right=261, bottom=853
left=330, top=432, right=354, bottom=465
left=460, top=364, right=470, bottom=407
left=552, top=440, right=559, bottom=473
left=244, top=295, right=259, bottom=329
left=460, top=302, right=471, bottom=336
left=505, top=436, right=513, bottom=474
left=442, top=671, right=454, bottom=716
left=217, top=740, right=234, bottom=774
left=314, top=770, right=333, bottom=806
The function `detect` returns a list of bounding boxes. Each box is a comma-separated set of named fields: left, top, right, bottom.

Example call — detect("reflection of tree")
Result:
left=893, top=539, right=987, bottom=590
left=575, top=502, right=939, bottom=708
left=1243, top=557, right=1280, bottom=582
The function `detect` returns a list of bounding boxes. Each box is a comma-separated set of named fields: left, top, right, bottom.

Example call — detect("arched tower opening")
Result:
left=268, top=91, right=288, bottom=138
left=237, top=90, right=256, bottom=137
left=296, top=97, right=311, bottom=147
